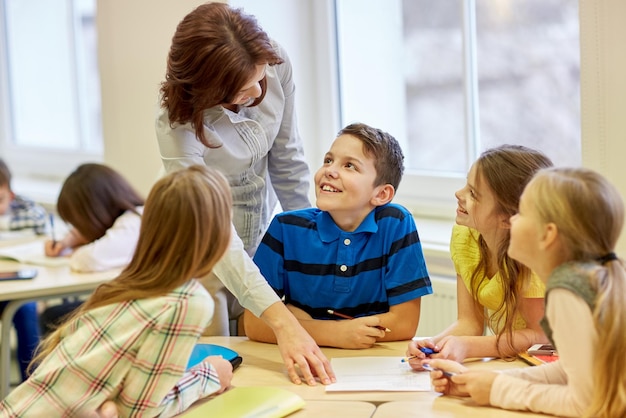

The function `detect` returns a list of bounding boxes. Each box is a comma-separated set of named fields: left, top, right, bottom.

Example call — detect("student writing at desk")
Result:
left=426, top=168, right=626, bottom=417
left=0, top=158, right=46, bottom=382
left=40, top=163, right=144, bottom=335
left=244, top=123, right=433, bottom=348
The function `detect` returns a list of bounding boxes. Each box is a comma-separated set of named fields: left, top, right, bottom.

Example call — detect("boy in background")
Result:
left=244, top=123, right=432, bottom=349
left=0, top=158, right=45, bottom=381
left=0, top=159, right=47, bottom=235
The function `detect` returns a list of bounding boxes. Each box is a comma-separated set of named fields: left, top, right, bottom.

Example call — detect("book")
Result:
left=518, top=351, right=559, bottom=366
left=187, top=344, right=242, bottom=370
left=0, top=241, right=69, bottom=267
left=180, top=386, right=305, bottom=418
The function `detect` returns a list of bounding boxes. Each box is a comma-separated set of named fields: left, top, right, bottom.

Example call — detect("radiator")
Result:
left=416, top=275, right=457, bottom=338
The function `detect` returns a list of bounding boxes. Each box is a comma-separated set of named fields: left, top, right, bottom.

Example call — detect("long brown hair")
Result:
left=528, top=168, right=626, bottom=418
left=57, top=163, right=144, bottom=243
left=160, top=2, right=283, bottom=147
left=470, top=145, right=553, bottom=356
left=32, top=165, right=232, bottom=364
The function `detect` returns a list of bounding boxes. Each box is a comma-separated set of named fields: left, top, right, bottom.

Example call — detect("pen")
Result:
left=401, top=346, right=436, bottom=362
left=326, top=309, right=391, bottom=332
left=421, top=363, right=458, bottom=377
left=49, top=213, right=56, bottom=246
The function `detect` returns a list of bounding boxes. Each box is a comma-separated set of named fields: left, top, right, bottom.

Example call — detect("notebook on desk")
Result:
left=0, top=241, right=69, bottom=267
left=180, top=386, right=305, bottom=418
left=187, top=343, right=242, bottom=370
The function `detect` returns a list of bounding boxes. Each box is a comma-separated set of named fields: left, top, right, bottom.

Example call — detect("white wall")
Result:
left=579, top=0, right=626, bottom=254
left=97, top=0, right=218, bottom=196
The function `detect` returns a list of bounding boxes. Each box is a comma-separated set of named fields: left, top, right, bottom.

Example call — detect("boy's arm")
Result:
left=243, top=308, right=278, bottom=343
left=245, top=304, right=384, bottom=349
left=374, top=298, right=421, bottom=341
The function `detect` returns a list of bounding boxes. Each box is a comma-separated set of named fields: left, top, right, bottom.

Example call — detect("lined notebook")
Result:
left=0, top=241, right=68, bottom=267
left=187, top=344, right=242, bottom=370
left=181, top=386, right=305, bottom=418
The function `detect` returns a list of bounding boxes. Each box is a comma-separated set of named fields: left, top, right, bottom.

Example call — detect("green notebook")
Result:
left=181, top=386, right=305, bottom=418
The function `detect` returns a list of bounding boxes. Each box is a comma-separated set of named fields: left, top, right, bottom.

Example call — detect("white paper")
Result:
left=325, top=356, right=432, bottom=392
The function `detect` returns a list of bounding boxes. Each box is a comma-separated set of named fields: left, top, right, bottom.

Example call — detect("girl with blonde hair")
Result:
left=426, top=167, right=626, bottom=417
left=1, top=166, right=234, bottom=417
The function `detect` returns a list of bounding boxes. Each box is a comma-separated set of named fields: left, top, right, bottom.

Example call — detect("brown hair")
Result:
left=160, top=2, right=283, bottom=147
left=0, top=159, right=12, bottom=189
left=527, top=168, right=626, bottom=417
left=32, top=165, right=233, bottom=364
left=471, top=145, right=553, bottom=356
left=337, top=123, right=405, bottom=191
left=57, top=164, right=144, bottom=243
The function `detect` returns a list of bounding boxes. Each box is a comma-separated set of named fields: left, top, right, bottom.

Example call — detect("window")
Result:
left=0, top=0, right=101, bottom=180
left=335, top=0, right=581, bottom=217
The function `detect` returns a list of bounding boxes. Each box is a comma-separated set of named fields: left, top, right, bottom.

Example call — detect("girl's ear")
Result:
left=539, top=222, right=558, bottom=250
left=370, top=184, right=395, bottom=206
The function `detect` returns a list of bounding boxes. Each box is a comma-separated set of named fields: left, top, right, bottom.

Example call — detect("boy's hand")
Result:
left=333, top=316, right=385, bottom=349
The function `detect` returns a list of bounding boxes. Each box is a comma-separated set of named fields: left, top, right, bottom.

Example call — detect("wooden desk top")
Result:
left=198, top=337, right=542, bottom=409
left=373, top=400, right=548, bottom=418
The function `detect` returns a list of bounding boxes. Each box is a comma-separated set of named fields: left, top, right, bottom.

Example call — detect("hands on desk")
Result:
left=287, top=304, right=385, bottom=349
left=407, top=335, right=472, bottom=370
left=424, top=358, right=497, bottom=406
left=268, top=304, right=336, bottom=386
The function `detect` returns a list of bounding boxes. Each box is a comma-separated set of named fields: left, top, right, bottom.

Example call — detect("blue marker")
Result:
left=419, top=347, right=436, bottom=355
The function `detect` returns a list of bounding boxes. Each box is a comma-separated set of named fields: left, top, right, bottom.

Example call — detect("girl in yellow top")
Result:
left=408, top=145, right=553, bottom=364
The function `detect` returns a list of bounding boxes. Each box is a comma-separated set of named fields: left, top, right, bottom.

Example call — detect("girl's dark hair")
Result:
left=57, top=164, right=144, bottom=243
left=160, top=3, right=283, bottom=147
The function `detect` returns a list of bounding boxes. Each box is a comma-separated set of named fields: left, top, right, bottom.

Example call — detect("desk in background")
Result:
left=199, top=337, right=551, bottom=417
left=0, top=260, right=119, bottom=397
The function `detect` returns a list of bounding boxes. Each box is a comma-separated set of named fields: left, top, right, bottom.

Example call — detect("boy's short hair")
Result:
left=0, top=159, right=12, bottom=189
left=337, top=123, right=404, bottom=191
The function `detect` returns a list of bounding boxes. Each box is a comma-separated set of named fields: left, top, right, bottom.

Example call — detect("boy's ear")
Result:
left=371, top=184, right=395, bottom=206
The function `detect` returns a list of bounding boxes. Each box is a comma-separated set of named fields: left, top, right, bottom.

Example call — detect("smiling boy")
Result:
left=244, top=123, right=432, bottom=349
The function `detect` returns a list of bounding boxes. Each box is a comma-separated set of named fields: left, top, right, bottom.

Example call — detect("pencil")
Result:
left=326, top=309, right=391, bottom=332
left=49, top=213, right=56, bottom=246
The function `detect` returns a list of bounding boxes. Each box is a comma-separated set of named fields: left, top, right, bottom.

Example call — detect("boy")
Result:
left=244, top=123, right=432, bottom=349
left=0, top=159, right=46, bottom=381
left=0, top=159, right=47, bottom=235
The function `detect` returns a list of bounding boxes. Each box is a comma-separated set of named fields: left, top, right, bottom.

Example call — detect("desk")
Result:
left=0, top=260, right=119, bottom=397
left=373, top=400, right=547, bottom=418
left=199, top=337, right=550, bottom=417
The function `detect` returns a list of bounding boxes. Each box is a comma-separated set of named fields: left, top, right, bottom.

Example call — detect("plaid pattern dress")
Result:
left=0, top=280, right=220, bottom=418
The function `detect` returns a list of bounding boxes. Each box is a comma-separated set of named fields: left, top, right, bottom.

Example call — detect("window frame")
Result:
left=0, top=0, right=102, bottom=181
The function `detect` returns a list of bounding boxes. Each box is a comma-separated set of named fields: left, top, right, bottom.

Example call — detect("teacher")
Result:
left=156, top=3, right=332, bottom=385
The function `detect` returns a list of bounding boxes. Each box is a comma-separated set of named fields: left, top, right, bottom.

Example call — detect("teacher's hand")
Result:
left=262, top=302, right=335, bottom=386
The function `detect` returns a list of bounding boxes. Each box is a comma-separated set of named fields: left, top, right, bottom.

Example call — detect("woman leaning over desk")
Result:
left=155, top=3, right=333, bottom=385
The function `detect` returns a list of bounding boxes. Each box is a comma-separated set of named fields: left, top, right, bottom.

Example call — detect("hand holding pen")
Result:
left=422, top=359, right=469, bottom=397
left=327, top=309, right=391, bottom=332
